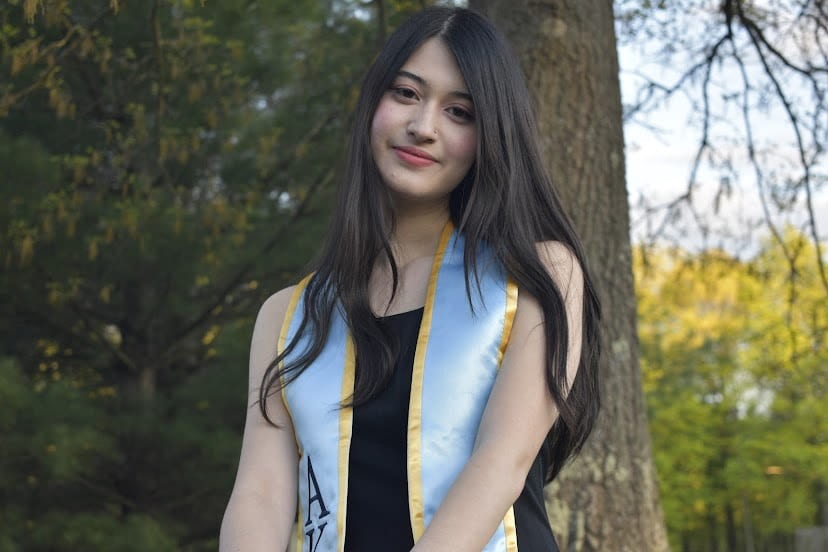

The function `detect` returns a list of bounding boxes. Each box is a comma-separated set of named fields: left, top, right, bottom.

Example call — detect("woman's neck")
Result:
left=369, top=200, right=449, bottom=315
left=388, top=203, right=450, bottom=267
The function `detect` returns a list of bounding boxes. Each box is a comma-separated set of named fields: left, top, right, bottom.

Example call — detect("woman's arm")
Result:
left=412, top=241, right=584, bottom=552
left=220, top=288, right=299, bottom=552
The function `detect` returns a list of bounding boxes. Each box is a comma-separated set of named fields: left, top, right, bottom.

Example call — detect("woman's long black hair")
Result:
left=260, top=6, right=601, bottom=484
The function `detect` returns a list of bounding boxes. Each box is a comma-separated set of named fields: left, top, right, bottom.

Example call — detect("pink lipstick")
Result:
left=394, top=146, right=437, bottom=167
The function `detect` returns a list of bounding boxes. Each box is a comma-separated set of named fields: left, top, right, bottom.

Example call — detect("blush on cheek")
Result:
left=451, top=134, right=477, bottom=165
left=370, top=100, right=393, bottom=138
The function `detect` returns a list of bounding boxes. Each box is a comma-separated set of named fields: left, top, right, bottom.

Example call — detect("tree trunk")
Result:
left=682, top=532, right=692, bottom=552
left=468, top=1, right=670, bottom=550
left=815, top=479, right=828, bottom=526
left=707, top=511, right=719, bottom=552
left=742, top=495, right=755, bottom=552
left=726, top=502, right=737, bottom=551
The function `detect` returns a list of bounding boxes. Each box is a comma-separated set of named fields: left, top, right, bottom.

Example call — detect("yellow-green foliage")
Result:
left=635, top=230, right=827, bottom=547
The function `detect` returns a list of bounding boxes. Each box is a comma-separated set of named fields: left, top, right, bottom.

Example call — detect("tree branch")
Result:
left=155, top=167, right=335, bottom=364
left=737, top=0, right=828, bottom=294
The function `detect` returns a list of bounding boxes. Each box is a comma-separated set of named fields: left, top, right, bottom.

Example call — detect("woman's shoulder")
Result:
left=252, top=286, right=298, bottom=342
left=533, top=240, right=582, bottom=291
left=260, top=285, right=297, bottom=315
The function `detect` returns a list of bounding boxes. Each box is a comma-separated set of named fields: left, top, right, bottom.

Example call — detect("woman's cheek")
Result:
left=370, top=99, right=394, bottom=140
left=453, top=129, right=478, bottom=165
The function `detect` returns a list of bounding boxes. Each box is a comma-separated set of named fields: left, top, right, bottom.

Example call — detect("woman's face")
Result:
left=370, top=37, right=477, bottom=209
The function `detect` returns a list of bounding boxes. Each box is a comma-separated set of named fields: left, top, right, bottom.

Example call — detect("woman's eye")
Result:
left=448, top=106, right=474, bottom=122
left=391, top=87, right=418, bottom=100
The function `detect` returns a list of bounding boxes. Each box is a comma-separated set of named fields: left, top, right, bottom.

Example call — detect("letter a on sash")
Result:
left=305, top=455, right=330, bottom=526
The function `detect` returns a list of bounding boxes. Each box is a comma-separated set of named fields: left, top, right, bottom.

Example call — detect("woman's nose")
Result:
left=406, top=105, right=438, bottom=141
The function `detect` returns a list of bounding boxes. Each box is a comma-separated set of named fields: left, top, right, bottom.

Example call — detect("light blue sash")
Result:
left=279, top=222, right=519, bottom=552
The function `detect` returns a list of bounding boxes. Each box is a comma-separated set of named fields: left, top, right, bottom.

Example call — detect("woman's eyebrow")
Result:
left=397, top=70, right=473, bottom=102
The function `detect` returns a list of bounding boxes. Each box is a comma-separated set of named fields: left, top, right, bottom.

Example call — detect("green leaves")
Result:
left=636, top=229, right=828, bottom=547
left=0, top=0, right=387, bottom=548
left=26, top=513, right=178, bottom=552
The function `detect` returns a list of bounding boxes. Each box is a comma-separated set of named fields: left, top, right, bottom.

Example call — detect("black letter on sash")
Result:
left=305, top=521, right=327, bottom=552
left=305, top=455, right=330, bottom=527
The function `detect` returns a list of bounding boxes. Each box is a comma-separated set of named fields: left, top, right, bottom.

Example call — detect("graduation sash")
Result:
left=278, top=222, right=520, bottom=552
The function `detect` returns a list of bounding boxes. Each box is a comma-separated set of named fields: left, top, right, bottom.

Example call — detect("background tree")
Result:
left=1, top=0, right=379, bottom=549
left=617, top=0, right=828, bottom=293
left=636, top=229, right=827, bottom=551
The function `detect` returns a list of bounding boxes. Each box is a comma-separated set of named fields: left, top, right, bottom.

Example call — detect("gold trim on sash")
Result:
left=504, top=506, right=519, bottom=551
left=407, top=220, right=455, bottom=541
left=337, top=336, right=356, bottom=552
left=279, top=276, right=312, bottom=454
left=277, top=275, right=312, bottom=551
left=498, top=277, right=519, bottom=368
left=499, top=277, right=520, bottom=550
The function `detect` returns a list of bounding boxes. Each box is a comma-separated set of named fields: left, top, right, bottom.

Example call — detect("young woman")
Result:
left=220, top=7, right=601, bottom=552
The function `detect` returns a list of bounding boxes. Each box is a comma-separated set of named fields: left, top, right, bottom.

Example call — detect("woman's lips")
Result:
left=394, top=146, right=437, bottom=167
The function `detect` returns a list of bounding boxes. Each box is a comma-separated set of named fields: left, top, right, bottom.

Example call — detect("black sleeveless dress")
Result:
left=344, top=307, right=559, bottom=551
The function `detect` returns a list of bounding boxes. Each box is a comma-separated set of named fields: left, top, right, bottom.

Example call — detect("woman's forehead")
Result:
left=397, top=38, right=470, bottom=98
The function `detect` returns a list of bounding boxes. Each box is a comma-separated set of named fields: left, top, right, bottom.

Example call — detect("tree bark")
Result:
left=468, top=1, right=670, bottom=550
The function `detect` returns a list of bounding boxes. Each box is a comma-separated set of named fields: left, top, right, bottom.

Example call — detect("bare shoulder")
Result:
left=511, top=242, right=584, bottom=327
left=248, top=286, right=297, bottom=389
left=259, top=286, right=297, bottom=322
left=252, top=286, right=296, bottom=341
left=534, top=240, right=583, bottom=297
